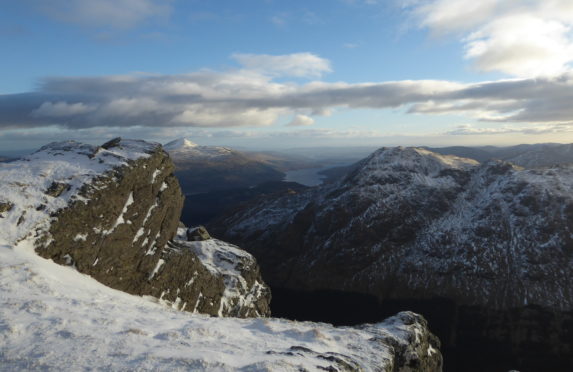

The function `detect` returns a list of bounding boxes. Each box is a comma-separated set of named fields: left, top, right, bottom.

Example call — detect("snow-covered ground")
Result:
left=0, top=239, right=436, bottom=371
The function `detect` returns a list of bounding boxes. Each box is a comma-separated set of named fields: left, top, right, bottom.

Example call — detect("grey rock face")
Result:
left=0, top=138, right=270, bottom=317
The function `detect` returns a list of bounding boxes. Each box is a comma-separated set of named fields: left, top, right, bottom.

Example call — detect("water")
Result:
left=283, top=167, right=328, bottom=186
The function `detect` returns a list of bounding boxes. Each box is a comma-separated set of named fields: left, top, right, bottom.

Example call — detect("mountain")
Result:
left=0, top=138, right=442, bottom=371
left=181, top=181, right=309, bottom=227
left=164, top=138, right=286, bottom=194
left=427, top=143, right=573, bottom=168
left=211, top=146, right=573, bottom=371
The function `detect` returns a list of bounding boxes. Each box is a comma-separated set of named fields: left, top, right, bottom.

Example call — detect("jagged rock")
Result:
left=171, top=228, right=270, bottom=317
left=0, top=201, right=13, bottom=213
left=0, top=139, right=270, bottom=317
left=45, top=182, right=71, bottom=197
left=187, top=225, right=211, bottom=241
left=101, top=136, right=122, bottom=149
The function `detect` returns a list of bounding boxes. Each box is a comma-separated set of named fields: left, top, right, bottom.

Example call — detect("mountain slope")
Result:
left=213, top=146, right=573, bottom=308
left=428, top=143, right=573, bottom=168
left=165, top=138, right=285, bottom=194
left=211, top=146, right=573, bottom=371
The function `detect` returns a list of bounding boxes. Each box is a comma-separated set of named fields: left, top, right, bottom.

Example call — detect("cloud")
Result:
left=408, top=0, right=573, bottom=77
left=31, top=101, right=97, bottom=118
left=287, top=115, right=315, bottom=127
left=446, top=122, right=573, bottom=135
left=232, top=53, right=332, bottom=78
left=2, top=53, right=573, bottom=131
left=270, top=14, right=288, bottom=27
left=30, top=0, right=172, bottom=29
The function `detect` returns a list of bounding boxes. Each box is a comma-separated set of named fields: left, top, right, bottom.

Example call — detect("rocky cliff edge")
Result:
left=0, top=138, right=270, bottom=317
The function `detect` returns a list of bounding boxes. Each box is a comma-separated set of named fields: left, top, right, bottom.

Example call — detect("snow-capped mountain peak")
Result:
left=163, top=138, right=235, bottom=159
left=164, top=138, right=199, bottom=151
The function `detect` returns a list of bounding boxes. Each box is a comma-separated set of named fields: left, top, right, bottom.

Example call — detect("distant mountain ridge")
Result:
left=211, top=146, right=573, bottom=371
left=164, top=138, right=285, bottom=194
left=426, top=143, right=573, bottom=168
left=212, top=146, right=573, bottom=309
left=165, top=138, right=235, bottom=159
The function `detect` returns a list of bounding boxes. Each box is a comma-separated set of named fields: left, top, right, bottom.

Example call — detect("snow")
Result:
left=149, top=259, right=165, bottom=280
left=163, top=138, right=199, bottom=151
left=164, top=138, right=234, bottom=159
left=175, top=228, right=267, bottom=316
left=103, top=191, right=134, bottom=235
left=0, top=239, right=427, bottom=371
left=0, top=139, right=157, bottom=248
left=73, top=233, right=88, bottom=242
left=151, top=169, right=161, bottom=183
left=133, top=227, right=146, bottom=244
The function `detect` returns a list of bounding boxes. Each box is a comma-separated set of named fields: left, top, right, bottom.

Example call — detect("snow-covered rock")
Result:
left=0, top=239, right=442, bottom=371
left=0, top=138, right=270, bottom=317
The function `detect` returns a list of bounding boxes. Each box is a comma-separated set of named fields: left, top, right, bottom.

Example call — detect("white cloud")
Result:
left=413, top=0, right=499, bottom=35
left=446, top=123, right=573, bottom=135
left=408, top=0, right=573, bottom=77
left=31, top=101, right=97, bottom=118
left=270, top=15, right=287, bottom=27
left=286, top=115, right=315, bottom=127
left=232, top=53, right=332, bottom=78
left=3, top=54, right=573, bottom=132
left=32, top=0, right=172, bottom=29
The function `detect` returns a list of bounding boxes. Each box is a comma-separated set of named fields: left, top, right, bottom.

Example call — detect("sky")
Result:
left=1, top=0, right=573, bottom=151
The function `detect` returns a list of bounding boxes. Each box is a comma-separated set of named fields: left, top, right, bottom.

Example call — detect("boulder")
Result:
left=0, top=201, right=13, bottom=213
left=186, top=225, right=211, bottom=241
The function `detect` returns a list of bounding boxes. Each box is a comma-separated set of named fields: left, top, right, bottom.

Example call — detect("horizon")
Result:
left=1, top=137, right=570, bottom=159
left=2, top=1, right=573, bottom=150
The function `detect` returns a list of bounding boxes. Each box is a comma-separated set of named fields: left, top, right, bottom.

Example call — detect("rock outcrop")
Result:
left=0, top=138, right=270, bottom=317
